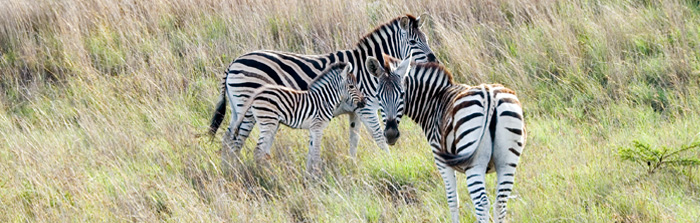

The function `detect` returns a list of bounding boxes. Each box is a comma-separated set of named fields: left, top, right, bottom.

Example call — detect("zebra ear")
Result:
left=366, top=57, right=385, bottom=78
left=394, top=56, right=413, bottom=79
left=416, top=14, right=427, bottom=28
left=399, top=16, right=411, bottom=31
left=341, top=63, right=353, bottom=80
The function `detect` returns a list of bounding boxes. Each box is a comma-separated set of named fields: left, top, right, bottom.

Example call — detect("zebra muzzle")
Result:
left=356, top=100, right=366, bottom=108
left=384, top=120, right=400, bottom=145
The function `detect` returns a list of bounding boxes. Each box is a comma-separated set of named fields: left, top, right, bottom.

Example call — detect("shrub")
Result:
left=618, top=140, right=700, bottom=174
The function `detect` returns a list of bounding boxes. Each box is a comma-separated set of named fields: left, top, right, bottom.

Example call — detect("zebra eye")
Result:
left=348, top=85, right=355, bottom=89
left=409, top=40, right=417, bottom=44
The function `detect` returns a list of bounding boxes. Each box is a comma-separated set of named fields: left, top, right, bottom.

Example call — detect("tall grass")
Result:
left=1, top=0, right=699, bottom=222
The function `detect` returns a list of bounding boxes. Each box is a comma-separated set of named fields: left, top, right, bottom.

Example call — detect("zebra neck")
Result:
left=306, top=78, right=344, bottom=115
left=353, top=20, right=403, bottom=61
left=308, top=70, right=342, bottom=91
left=319, top=22, right=403, bottom=90
left=322, top=21, right=402, bottom=66
left=404, top=68, right=462, bottom=134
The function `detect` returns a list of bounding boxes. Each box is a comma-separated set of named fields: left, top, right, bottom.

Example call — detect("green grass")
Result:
left=1, top=0, right=700, bottom=222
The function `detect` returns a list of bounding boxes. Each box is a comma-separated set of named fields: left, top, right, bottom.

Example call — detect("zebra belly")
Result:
left=278, top=116, right=316, bottom=130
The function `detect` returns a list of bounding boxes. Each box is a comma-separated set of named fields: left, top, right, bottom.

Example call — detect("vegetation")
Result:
left=619, top=140, right=700, bottom=174
left=1, top=0, right=699, bottom=222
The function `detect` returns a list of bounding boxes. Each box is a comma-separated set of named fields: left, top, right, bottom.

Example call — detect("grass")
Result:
left=1, top=0, right=700, bottom=222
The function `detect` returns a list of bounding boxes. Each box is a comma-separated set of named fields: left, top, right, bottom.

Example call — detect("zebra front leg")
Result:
left=307, top=121, right=328, bottom=175
left=464, top=166, right=490, bottom=223
left=436, top=161, right=460, bottom=223
left=348, top=113, right=361, bottom=157
left=357, top=107, right=389, bottom=152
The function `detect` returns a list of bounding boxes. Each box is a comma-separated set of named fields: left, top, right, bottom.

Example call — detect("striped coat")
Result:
left=209, top=15, right=437, bottom=170
left=378, top=57, right=525, bottom=223
left=229, top=63, right=364, bottom=173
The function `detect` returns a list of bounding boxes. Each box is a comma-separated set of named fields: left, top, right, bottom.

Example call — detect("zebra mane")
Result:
left=308, top=62, right=348, bottom=90
left=355, top=14, right=418, bottom=48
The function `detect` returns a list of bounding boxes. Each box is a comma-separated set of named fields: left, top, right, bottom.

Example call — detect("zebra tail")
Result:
left=435, top=151, right=478, bottom=167
left=208, top=73, right=228, bottom=136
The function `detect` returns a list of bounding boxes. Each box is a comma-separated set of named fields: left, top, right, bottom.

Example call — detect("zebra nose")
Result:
left=427, top=53, right=437, bottom=63
left=385, top=128, right=400, bottom=145
left=384, top=120, right=400, bottom=145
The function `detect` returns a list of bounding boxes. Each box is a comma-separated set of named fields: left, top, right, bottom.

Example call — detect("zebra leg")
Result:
left=492, top=138, right=523, bottom=223
left=492, top=128, right=524, bottom=222
left=348, top=113, right=361, bottom=157
left=307, top=122, right=328, bottom=175
left=356, top=107, right=389, bottom=152
left=465, top=165, right=490, bottom=223
left=221, top=128, right=241, bottom=172
left=221, top=105, right=241, bottom=171
left=221, top=111, right=256, bottom=170
left=493, top=168, right=516, bottom=223
left=253, top=119, right=279, bottom=164
left=234, top=110, right=257, bottom=151
left=492, top=90, right=525, bottom=223
left=436, top=160, right=460, bottom=223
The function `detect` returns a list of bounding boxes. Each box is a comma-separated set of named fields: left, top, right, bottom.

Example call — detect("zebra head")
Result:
left=340, top=63, right=366, bottom=109
left=366, top=55, right=412, bottom=146
left=398, top=14, right=437, bottom=63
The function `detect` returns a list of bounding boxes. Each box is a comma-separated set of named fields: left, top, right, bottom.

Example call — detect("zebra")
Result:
left=373, top=56, right=525, bottom=223
left=208, top=14, right=437, bottom=169
left=229, top=62, right=365, bottom=173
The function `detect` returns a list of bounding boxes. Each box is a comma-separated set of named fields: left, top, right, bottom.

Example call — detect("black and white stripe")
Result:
left=383, top=58, right=525, bottom=223
left=228, top=63, right=364, bottom=173
left=209, top=15, right=437, bottom=167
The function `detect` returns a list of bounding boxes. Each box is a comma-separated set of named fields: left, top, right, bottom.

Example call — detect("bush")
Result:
left=618, top=140, right=700, bottom=174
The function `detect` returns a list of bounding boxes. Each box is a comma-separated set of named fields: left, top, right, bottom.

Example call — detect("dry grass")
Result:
left=1, top=0, right=699, bottom=222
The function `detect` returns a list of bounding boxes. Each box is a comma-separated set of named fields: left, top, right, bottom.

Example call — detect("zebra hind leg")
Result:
left=221, top=112, right=256, bottom=172
left=491, top=130, right=523, bottom=223
left=492, top=128, right=524, bottom=222
left=492, top=89, right=525, bottom=223
left=253, top=119, right=279, bottom=168
left=493, top=169, right=516, bottom=223
left=234, top=111, right=257, bottom=152
left=221, top=128, right=241, bottom=175
left=464, top=166, right=490, bottom=223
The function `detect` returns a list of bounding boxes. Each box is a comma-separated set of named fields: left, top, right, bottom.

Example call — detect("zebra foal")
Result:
left=376, top=56, right=526, bottom=223
left=229, top=63, right=365, bottom=173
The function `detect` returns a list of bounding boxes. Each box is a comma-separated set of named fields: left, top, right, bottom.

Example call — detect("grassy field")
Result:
left=1, top=0, right=700, bottom=222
